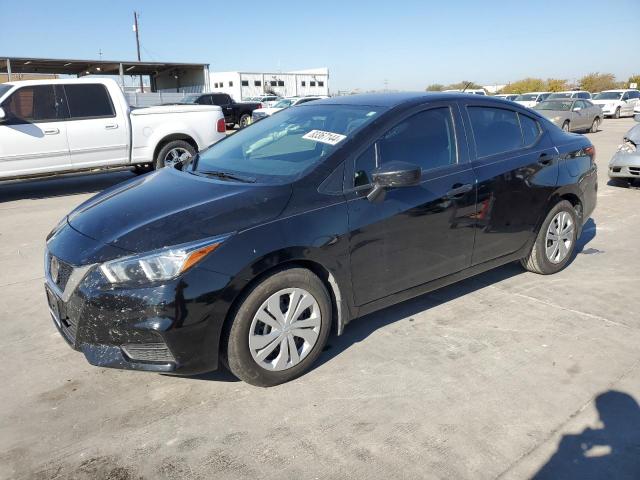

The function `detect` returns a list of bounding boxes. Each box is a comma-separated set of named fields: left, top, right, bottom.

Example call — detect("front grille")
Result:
left=121, top=343, right=175, bottom=363
left=47, top=253, right=74, bottom=292
left=629, top=167, right=640, bottom=176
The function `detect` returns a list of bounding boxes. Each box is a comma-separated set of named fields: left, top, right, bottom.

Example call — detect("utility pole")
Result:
left=98, top=49, right=103, bottom=60
left=133, top=11, right=144, bottom=92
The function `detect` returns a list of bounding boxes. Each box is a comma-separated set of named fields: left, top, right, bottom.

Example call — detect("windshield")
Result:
left=547, top=92, right=573, bottom=99
left=273, top=99, right=294, bottom=108
left=535, top=100, right=572, bottom=111
left=195, top=104, right=383, bottom=182
left=593, top=92, right=623, bottom=100
left=244, top=96, right=259, bottom=101
left=0, top=84, right=12, bottom=100
left=515, top=94, right=538, bottom=101
left=182, top=94, right=200, bottom=103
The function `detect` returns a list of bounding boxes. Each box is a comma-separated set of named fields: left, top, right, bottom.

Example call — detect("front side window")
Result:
left=468, top=106, right=524, bottom=157
left=195, top=104, right=382, bottom=182
left=593, top=92, right=622, bottom=100
left=519, top=114, right=541, bottom=147
left=64, top=84, right=115, bottom=119
left=1, top=85, right=63, bottom=122
left=353, top=107, right=457, bottom=187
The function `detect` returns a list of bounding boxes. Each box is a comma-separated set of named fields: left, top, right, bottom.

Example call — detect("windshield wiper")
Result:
left=195, top=170, right=257, bottom=183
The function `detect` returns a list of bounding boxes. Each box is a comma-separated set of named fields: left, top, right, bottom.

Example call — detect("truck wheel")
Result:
left=521, top=200, right=578, bottom=275
left=613, top=107, right=621, bottom=119
left=155, top=140, right=196, bottom=170
left=239, top=114, right=251, bottom=128
left=222, top=268, right=332, bottom=387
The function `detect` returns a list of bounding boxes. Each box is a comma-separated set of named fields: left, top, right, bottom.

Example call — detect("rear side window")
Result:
left=1, top=85, right=64, bottom=122
left=468, top=107, right=523, bottom=157
left=519, top=114, right=541, bottom=147
left=64, top=84, right=115, bottom=119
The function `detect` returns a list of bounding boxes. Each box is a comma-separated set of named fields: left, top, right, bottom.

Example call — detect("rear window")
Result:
left=64, top=84, right=115, bottom=119
left=468, top=106, right=540, bottom=158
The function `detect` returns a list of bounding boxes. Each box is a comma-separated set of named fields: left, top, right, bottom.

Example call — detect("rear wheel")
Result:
left=238, top=114, right=251, bottom=128
left=590, top=117, right=600, bottom=133
left=155, top=140, right=196, bottom=170
left=521, top=200, right=578, bottom=275
left=613, top=107, right=621, bottom=119
left=222, top=268, right=332, bottom=387
left=562, top=121, right=570, bottom=132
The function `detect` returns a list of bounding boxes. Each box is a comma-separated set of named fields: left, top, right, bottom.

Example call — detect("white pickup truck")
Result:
left=0, top=78, right=226, bottom=180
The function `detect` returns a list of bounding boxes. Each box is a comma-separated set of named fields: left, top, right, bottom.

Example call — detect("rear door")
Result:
left=64, top=83, right=129, bottom=168
left=572, top=100, right=589, bottom=129
left=346, top=103, right=477, bottom=306
left=461, top=102, right=559, bottom=265
left=0, top=84, right=70, bottom=178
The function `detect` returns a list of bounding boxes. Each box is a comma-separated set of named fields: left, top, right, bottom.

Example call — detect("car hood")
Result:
left=625, top=123, right=640, bottom=144
left=67, top=168, right=292, bottom=253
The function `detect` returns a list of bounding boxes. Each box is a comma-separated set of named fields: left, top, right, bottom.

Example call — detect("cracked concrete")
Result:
left=1, top=119, right=639, bottom=479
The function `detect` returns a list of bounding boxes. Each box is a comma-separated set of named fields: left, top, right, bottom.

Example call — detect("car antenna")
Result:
left=461, top=81, right=473, bottom=93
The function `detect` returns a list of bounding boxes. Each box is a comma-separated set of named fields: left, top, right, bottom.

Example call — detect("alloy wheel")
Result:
left=248, top=288, right=321, bottom=371
left=163, top=147, right=191, bottom=167
left=545, top=211, right=575, bottom=264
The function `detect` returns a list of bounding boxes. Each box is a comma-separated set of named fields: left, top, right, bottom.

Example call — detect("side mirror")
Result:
left=367, top=161, right=422, bottom=202
left=573, top=107, right=581, bottom=112
left=0, top=107, right=5, bottom=122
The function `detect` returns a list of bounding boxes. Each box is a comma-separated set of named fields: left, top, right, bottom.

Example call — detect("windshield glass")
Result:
left=182, top=94, right=200, bottom=103
left=244, top=97, right=259, bottom=101
left=535, top=101, right=572, bottom=111
left=515, top=94, right=538, bottom=101
left=273, top=99, right=294, bottom=108
left=547, top=92, right=573, bottom=99
left=594, top=92, right=623, bottom=100
left=0, top=84, right=12, bottom=99
left=195, top=104, right=383, bottom=182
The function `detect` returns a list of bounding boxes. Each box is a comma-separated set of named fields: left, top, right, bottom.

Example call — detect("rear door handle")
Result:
left=445, top=183, right=473, bottom=199
left=105, top=123, right=118, bottom=130
left=43, top=128, right=59, bottom=135
left=538, top=153, right=553, bottom=166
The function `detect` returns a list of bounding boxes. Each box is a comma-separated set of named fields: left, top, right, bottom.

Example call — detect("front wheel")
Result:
left=521, top=200, right=578, bottom=275
left=613, top=107, right=621, bottom=119
left=562, top=121, right=570, bottom=132
left=590, top=117, right=600, bottom=133
left=222, top=268, right=332, bottom=387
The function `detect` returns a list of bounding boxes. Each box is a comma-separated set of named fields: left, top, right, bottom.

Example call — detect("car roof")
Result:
left=305, top=92, right=523, bottom=108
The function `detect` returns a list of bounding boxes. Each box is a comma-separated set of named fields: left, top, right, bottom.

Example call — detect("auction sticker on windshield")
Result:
left=302, top=130, right=347, bottom=146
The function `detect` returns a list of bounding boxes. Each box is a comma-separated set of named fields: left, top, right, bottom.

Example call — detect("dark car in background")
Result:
left=181, top=92, right=262, bottom=128
left=45, top=93, right=597, bottom=386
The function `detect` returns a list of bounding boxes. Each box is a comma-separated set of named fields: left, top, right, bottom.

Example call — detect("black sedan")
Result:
left=45, top=93, right=597, bottom=386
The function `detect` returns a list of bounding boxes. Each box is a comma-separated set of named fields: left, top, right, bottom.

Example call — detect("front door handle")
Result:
left=105, top=123, right=118, bottom=130
left=43, top=128, right=59, bottom=135
left=445, top=183, right=473, bottom=199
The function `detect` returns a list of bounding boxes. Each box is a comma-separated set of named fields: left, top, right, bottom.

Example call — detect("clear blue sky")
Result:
left=1, top=0, right=637, bottom=91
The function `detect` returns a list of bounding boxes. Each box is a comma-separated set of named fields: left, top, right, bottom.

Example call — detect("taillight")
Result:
left=217, top=118, right=226, bottom=133
left=257, top=103, right=263, bottom=109
left=585, top=145, right=595, bottom=160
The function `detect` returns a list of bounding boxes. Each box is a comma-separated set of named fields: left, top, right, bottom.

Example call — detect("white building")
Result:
left=209, top=68, right=329, bottom=100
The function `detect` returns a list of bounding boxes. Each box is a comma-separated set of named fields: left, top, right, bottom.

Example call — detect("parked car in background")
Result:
left=608, top=114, right=640, bottom=185
left=592, top=90, right=640, bottom=119
left=243, top=95, right=281, bottom=107
left=443, top=89, right=487, bottom=95
left=251, top=96, right=328, bottom=122
left=494, top=94, right=519, bottom=101
left=534, top=99, right=602, bottom=133
left=44, top=93, right=597, bottom=386
left=547, top=91, right=592, bottom=100
left=514, top=92, right=552, bottom=108
left=0, top=78, right=225, bottom=180
left=181, top=92, right=262, bottom=128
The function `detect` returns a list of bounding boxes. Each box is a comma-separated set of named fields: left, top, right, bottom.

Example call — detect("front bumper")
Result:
left=608, top=151, right=640, bottom=179
left=45, top=228, right=233, bottom=375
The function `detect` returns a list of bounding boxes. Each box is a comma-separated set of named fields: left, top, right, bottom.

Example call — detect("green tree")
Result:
left=426, top=83, right=444, bottom=91
left=579, top=72, right=617, bottom=93
left=546, top=78, right=569, bottom=92
left=501, top=78, right=547, bottom=94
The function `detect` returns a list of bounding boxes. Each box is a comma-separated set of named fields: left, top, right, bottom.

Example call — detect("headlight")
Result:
left=100, top=234, right=231, bottom=285
left=617, top=140, right=637, bottom=153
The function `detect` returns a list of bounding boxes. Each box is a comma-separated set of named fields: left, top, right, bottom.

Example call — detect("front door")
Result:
left=0, top=85, right=70, bottom=179
left=346, top=105, right=477, bottom=306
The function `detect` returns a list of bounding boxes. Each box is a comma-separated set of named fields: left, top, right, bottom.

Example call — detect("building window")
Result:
left=301, top=81, right=306, bottom=87
left=254, top=80, right=261, bottom=86
left=270, top=80, right=277, bottom=87
left=229, top=81, right=233, bottom=87
left=318, top=81, right=324, bottom=87
left=310, top=81, right=316, bottom=87
left=277, top=80, right=284, bottom=87
left=241, top=80, right=249, bottom=87
left=213, top=83, right=218, bottom=88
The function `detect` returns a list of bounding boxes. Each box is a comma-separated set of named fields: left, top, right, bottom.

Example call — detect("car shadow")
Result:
left=532, top=390, right=640, bottom=479
left=0, top=169, right=136, bottom=202
left=576, top=218, right=597, bottom=254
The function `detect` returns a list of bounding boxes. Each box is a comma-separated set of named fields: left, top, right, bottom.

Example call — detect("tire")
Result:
left=238, top=114, right=251, bottom=128
left=155, top=140, right=196, bottom=170
left=608, top=177, right=630, bottom=188
left=589, top=117, right=600, bottom=133
left=613, top=107, right=621, bottom=119
left=562, top=121, right=570, bottom=132
left=521, top=200, right=578, bottom=275
left=222, top=268, right=332, bottom=387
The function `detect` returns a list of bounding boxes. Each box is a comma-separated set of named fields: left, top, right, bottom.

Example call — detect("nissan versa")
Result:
left=45, top=93, right=597, bottom=386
